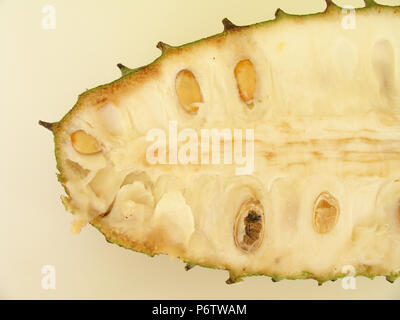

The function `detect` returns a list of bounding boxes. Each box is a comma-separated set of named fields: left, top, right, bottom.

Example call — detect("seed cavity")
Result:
left=371, top=39, right=395, bottom=94
left=234, top=59, right=257, bottom=106
left=65, top=159, right=89, bottom=178
left=97, top=103, right=123, bottom=135
left=175, top=70, right=203, bottom=114
left=313, top=192, right=339, bottom=234
left=234, top=198, right=264, bottom=253
left=397, top=200, right=400, bottom=226
left=71, top=130, right=101, bottom=155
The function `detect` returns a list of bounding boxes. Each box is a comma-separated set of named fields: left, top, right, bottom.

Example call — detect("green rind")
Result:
left=91, top=217, right=400, bottom=284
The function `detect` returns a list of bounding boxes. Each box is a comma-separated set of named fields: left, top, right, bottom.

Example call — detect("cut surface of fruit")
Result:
left=41, top=1, right=400, bottom=283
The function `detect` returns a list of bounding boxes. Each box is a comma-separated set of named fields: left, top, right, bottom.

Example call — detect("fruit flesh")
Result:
left=44, top=2, right=400, bottom=283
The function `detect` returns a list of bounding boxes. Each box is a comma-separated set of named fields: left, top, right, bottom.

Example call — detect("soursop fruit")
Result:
left=40, top=0, right=400, bottom=284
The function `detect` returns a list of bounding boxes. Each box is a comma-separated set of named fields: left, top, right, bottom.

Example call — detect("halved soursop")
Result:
left=40, top=1, right=400, bottom=284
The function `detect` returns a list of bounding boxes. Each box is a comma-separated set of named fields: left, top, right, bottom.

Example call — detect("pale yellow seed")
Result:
left=313, top=192, right=339, bottom=234
left=71, top=130, right=101, bottom=155
left=175, top=70, right=203, bottom=114
left=234, top=59, right=257, bottom=105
